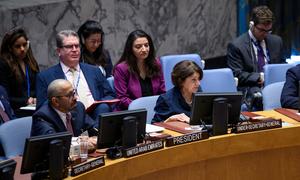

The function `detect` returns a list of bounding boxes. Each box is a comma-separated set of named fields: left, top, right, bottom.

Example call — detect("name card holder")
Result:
left=123, top=140, right=164, bottom=158
left=70, top=156, right=105, bottom=176
left=234, top=118, right=282, bottom=133
left=165, top=131, right=209, bottom=147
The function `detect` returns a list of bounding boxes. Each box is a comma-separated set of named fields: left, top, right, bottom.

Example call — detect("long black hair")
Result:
left=77, top=20, right=109, bottom=67
left=0, top=27, right=39, bottom=83
left=115, top=29, right=160, bottom=77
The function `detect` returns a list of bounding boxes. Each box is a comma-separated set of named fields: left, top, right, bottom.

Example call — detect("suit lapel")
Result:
left=48, top=105, right=68, bottom=132
left=55, top=63, right=66, bottom=79
left=244, top=34, right=258, bottom=72
left=80, top=63, right=97, bottom=99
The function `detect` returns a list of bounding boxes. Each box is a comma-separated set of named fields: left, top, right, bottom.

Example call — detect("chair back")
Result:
left=160, top=54, right=203, bottom=90
left=201, top=68, right=237, bottom=92
left=128, top=95, right=159, bottom=124
left=263, top=64, right=293, bottom=86
left=107, top=76, right=115, bottom=93
left=262, top=81, right=285, bottom=110
left=0, top=116, right=32, bottom=158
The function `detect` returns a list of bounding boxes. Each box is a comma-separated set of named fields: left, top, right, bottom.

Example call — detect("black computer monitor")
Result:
left=21, top=132, right=72, bottom=179
left=190, top=92, right=243, bottom=128
left=97, top=109, right=147, bottom=149
left=0, top=159, right=16, bottom=180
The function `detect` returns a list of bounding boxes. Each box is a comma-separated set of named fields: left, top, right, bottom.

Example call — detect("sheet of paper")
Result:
left=146, top=124, right=165, bottom=133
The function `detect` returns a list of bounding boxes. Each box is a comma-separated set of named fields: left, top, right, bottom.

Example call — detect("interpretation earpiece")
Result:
left=81, top=35, right=85, bottom=44
left=249, top=21, right=254, bottom=28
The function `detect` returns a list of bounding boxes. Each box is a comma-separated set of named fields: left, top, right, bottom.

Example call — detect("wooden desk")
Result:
left=66, top=110, right=300, bottom=180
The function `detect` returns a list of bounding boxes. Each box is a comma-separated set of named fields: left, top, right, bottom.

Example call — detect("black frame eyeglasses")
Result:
left=56, top=90, right=76, bottom=99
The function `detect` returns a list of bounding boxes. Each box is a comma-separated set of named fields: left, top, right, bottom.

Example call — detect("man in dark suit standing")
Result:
left=31, top=79, right=97, bottom=137
left=36, top=30, right=115, bottom=120
left=0, top=85, right=15, bottom=124
left=227, top=5, right=285, bottom=110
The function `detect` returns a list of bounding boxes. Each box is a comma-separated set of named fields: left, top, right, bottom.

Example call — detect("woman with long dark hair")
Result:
left=77, top=20, right=113, bottom=77
left=0, top=27, right=39, bottom=117
left=114, top=30, right=165, bottom=110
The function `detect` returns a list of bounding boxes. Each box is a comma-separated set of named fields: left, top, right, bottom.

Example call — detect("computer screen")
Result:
left=97, top=109, right=147, bottom=149
left=21, top=132, right=72, bottom=178
left=0, top=159, right=16, bottom=180
left=190, top=92, right=243, bottom=126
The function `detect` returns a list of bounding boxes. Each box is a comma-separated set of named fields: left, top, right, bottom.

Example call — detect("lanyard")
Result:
left=25, top=65, right=30, bottom=97
left=65, top=68, right=81, bottom=94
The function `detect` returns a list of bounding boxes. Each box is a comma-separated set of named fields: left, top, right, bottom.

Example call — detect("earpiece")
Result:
left=249, top=21, right=254, bottom=28
left=80, top=35, right=85, bottom=44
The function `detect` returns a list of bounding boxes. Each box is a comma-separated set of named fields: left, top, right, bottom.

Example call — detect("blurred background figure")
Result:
left=78, top=20, right=113, bottom=78
left=0, top=27, right=39, bottom=117
left=113, top=29, right=165, bottom=110
left=0, top=85, right=15, bottom=124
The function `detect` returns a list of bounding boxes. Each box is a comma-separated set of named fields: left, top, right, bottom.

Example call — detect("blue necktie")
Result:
left=255, top=41, right=265, bottom=72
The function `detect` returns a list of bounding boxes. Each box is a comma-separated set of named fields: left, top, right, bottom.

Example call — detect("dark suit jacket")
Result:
left=31, top=101, right=97, bottom=137
left=152, top=86, right=201, bottom=123
left=36, top=62, right=115, bottom=109
left=0, top=59, right=37, bottom=111
left=114, top=60, right=165, bottom=110
left=281, top=65, right=300, bottom=109
left=227, top=32, right=285, bottom=87
left=0, top=85, right=15, bottom=123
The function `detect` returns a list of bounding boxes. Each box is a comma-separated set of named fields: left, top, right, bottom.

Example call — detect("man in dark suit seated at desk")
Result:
left=0, top=85, right=15, bottom=124
left=281, top=64, right=300, bottom=109
left=36, top=30, right=115, bottom=121
left=227, top=5, right=285, bottom=111
left=31, top=79, right=97, bottom=139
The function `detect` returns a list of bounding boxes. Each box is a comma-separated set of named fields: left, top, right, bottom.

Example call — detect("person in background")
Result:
left=0, top=85, right=15, bottom=124
left=77, top=20, right=113, bottom=77
left=227, top=5, right=285, bottom=111
left=0, top=27, right=39, bottom=117
left=114, top=29, right=165, bottom=110
left=152, top=60, right=203, bottom=123
left=281, top=64, right=300, bottom=109
left=31, top=79, right=97, bottom=139
left=36, top=30, right=115, bottom=120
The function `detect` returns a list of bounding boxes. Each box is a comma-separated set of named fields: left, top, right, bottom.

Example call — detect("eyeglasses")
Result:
left=254, top=26, right=272, bottom=34
left=56, top=90, right=76, bottom=99
left=61, top=44, right=80, bottom=50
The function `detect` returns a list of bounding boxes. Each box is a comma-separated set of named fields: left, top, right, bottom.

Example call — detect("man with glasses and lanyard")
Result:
left=36, top=30, right=115, bottom=121
left=227, top=5, right=285, bottom=111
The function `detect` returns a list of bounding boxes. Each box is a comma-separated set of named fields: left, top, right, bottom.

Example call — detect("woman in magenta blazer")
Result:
left=114, top=30, right=165, bottom=110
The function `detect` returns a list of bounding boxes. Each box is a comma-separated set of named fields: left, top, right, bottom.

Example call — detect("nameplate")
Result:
left=123, top=140, right=164, bottom=158
left=70, top=156, right=105, bottom=176
left=235, top=118, right=282, bottom=133
left=165, top=131, right=209, bottom=147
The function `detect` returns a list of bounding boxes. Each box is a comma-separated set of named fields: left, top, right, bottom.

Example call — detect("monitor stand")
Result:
left=122, top=116, right=137, bottom=149
left=212, top=97, right=229, bottom=136
left=32, top=139, right=67, bottom=180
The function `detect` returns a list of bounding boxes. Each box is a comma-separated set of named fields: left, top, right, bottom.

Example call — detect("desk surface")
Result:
left=65, top=110, right=300, bottom=180
left=13, top=110, right=300, bottom=180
